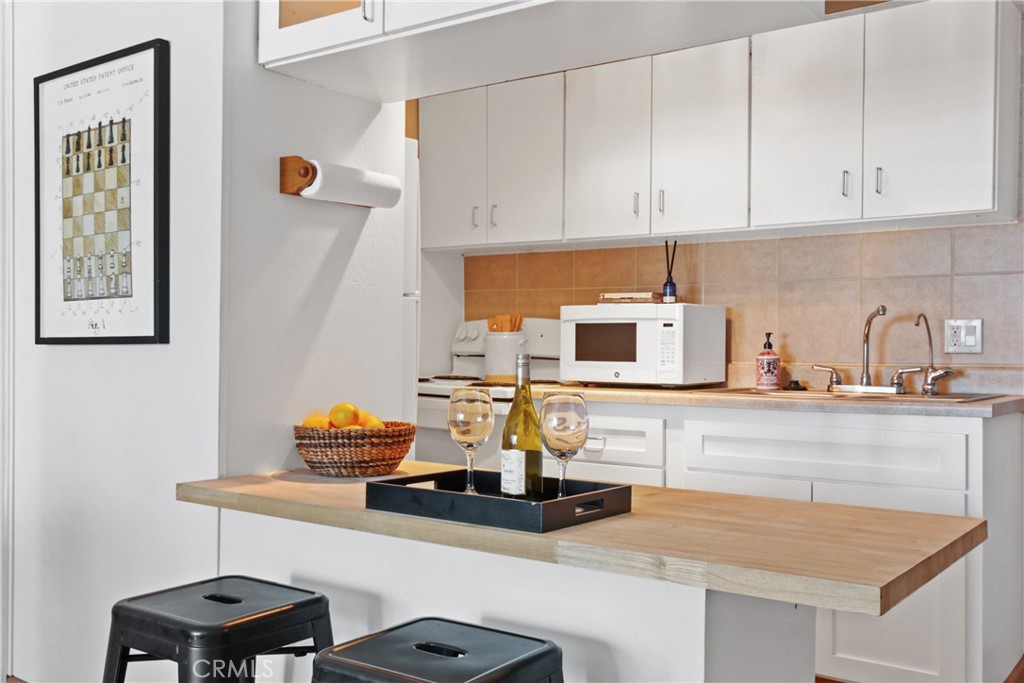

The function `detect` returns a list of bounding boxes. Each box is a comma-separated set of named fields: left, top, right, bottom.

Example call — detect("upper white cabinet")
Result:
left=750, top=15, right=864, bottom=227
left=752, top=0, right=1018, bottom=228
left=652, top=38, right=750, bottom=234
left=259, top=1, right=385, bottom=65
left=565, top=57, right=653, bottom=241
left=420, top=73, right=564, bottom=249
left=384, top=0, right=514, bottom=33
left=862, top=1, right=1003, bottom=219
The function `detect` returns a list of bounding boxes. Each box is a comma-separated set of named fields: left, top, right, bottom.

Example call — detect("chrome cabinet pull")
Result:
left=471, top=205, right=480, bottom=229
left=361, top=0, right=372, bottom=22
left=489, top=204, right=497, bottom=228
left=633, top=192, right=640, bottom=218
left=875, top=167, right=883, bottom=195
left=658, top=189, right=665, bottom=215
left=842, top=170, right=849, bottom=197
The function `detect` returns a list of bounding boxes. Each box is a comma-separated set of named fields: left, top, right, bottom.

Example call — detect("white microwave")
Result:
left=560, top=303, right=725, bottom=386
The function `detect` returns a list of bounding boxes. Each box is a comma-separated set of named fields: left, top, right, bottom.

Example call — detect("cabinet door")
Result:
left=420, top=87, right=487, bottom=249
left=684, top=470, right=811, bottom=501
left=814, top=481, right=966, bottom=683
left=258, top=1, right=385, bottom=65
left=385, top=1, right=516, bottom=34
left=652, top=39, right=749, bottom=234
left=565, top=57, right=652, bottom=240
left=486, top=73, right=564, bottom=245
left=863, top=1, right=997, bottom=219
left=750, top=15, right=864, bottom=227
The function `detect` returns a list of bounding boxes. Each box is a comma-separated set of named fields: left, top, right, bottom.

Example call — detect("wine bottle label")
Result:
left=500, top=449, right=526, bottom=495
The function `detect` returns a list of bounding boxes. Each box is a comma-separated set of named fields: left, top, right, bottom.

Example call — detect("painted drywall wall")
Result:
left=219, top=1, right=407, bottom=478
left=10, top=2, right=223, bottom=680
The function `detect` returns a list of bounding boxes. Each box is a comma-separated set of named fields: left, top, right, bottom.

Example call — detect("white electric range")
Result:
left=415, top=318, right=561, bottom=467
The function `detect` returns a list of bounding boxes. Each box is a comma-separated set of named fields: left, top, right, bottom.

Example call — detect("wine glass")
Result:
left=446, top=388, right=494, bottom=494
left=539, top=393, right=589, bottom=498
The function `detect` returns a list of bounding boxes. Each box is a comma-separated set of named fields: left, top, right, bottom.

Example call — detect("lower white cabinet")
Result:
left=681, top=408, right=1022, bottom=683
left=543, top=413, right=666, bottom=487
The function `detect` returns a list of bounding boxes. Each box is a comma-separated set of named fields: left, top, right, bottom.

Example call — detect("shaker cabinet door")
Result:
left=486, top=72, right=564, bottom=245
left=652, top=38, right=749, bottom=234
left=750, top=15, right=864, bottom=227
left=863, top=0, right=998, bottom=219
left=420, top=87, right=488, bottom=249
left=565, top=57, right=652, bottom=240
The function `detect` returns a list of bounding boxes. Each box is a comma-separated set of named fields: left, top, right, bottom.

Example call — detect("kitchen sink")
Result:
left=699, top=387, right=1002, bottom=403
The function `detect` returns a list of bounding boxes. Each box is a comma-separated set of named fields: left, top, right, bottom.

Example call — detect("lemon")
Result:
left=301, top=411, right=331, bottom=430
left=328, top=402, right=360, bottom=429
left=359, top=413, right=385, bottom=429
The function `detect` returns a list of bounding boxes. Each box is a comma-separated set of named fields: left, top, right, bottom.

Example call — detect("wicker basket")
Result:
left=293, top=421, right=416, bottom=477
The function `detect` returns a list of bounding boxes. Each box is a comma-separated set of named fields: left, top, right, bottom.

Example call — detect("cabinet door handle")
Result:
left=489, top=204, right=497, bottom=228
left=658, top=189, right=665, bottom=215
left=633, top=192, right=640, bottom=218
left=361, top=0, right=373, bottom=22
left=471, top=205, right=480, bottom=229
left=875, top=167, right=883, bottom=195
left=584, top=437, right=606, bottom=453
left=842, top=170, right=849, bottom=198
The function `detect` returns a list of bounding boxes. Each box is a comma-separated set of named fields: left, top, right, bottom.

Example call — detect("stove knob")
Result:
left=455, top=327, right=468, bottom=342
left=467, top=328, right=480, bottom=341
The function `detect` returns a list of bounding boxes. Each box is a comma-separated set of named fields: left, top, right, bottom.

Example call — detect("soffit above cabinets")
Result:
left=263, top=0, right=829, bottom=103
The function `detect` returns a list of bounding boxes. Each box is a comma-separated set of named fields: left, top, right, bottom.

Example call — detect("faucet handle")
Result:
left=922, top=367, right=955, bottom=396
left=890, top=366, right=923, bottom=392
left=812, top=365, right=843, bottom=389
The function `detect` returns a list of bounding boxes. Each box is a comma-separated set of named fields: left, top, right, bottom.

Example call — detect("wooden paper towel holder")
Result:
left=279, top=155, right=318, bottom=196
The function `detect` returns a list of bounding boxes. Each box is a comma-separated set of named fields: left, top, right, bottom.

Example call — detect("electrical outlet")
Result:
left=945, top=318, right=983, bottom=354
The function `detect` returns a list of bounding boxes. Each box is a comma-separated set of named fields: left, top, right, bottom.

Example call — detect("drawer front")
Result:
left=685, top=470, right=812, bottom=501
left=576, top=415, right=665, bottom=468
left=684, top=420, right=966, bottom=490
left=543, top=458, right=664, bottom=487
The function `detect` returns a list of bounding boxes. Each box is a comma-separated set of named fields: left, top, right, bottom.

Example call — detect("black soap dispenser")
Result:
left=755, top=332, right=780, bottom=390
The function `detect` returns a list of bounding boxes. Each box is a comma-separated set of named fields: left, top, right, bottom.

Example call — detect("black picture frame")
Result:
left=34, top=39, right=169, bottom=344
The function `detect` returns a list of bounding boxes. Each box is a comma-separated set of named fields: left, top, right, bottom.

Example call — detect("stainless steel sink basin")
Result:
left=699, top=388, right=1002, bottom=403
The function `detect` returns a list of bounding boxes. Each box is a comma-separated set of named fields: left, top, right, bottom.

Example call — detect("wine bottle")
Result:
left=500, top=353, right=543, bottom=500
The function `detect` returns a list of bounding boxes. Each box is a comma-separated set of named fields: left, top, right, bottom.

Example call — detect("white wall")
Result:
left=219, top=1, right=407, bottom=477
left=10, top=3, right=223, bottom=680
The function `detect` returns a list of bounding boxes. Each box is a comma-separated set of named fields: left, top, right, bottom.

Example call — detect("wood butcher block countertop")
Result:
left=177, top=461, right=985, bottom=617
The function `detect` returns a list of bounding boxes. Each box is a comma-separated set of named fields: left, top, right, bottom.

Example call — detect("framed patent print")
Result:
left=34, top=39, right=169, bottom=344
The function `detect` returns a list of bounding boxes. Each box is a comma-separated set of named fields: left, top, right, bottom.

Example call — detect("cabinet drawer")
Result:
left=685, top=470, right=811, bottom=502
left=576, top=415, right=664, bottom=468
left=684, top=420, right=966, bottom=491
left=544, top=459, right=664, bottom=487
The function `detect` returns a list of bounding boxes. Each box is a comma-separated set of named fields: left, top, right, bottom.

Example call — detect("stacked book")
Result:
left=597, top=292, right=664, bottom=304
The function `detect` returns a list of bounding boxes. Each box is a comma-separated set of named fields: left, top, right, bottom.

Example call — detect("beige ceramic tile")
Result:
left=953, top=224, right=1024, bottom=275
left=778, top=280, right=861, bottom=366
left=953, top=274, right=1024, bottom=366
left=704, top=282, right=778, bottom=364
left=941, top=366, right=1024, bottom=394
left=859, top=277, right=952, bottom=369
left=637, top=243, right=703, bottom=286
left=861, top=228, right=951, bottom=278
left=516, top=289, right=574, bottom=320
left=464, top=254, right=517, bottom=291
left=779, top=234, right=860, bottom=282
left=518, top=251, right=574, bottom=289
left=464, top=290, right=518, bottom=322
left=574, top=247, right=636, bottom=289
left=724, top=362, right=756, bottom=388
left=704, top=239, right=778, bottom=284
left=573, top=288, right=605, bottom=306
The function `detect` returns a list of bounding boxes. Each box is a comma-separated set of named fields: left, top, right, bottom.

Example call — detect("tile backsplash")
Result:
left=463, top=224, right=1024, bottom=394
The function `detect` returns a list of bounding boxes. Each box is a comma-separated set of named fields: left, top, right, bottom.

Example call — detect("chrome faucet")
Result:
left=916, top=313, right=954, bottom=395
left=861, top=305, right=886, bottom=385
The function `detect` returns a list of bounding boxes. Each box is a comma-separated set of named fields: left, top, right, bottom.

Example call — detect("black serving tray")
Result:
left=365, top=469, right=631, bottom=533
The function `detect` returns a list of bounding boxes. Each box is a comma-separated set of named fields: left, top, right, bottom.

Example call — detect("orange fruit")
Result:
left=328, top=402, right=360, bottom=428
left=301, top=411, right=331, bottom=430
left=359, top=413, right=385, bottom=429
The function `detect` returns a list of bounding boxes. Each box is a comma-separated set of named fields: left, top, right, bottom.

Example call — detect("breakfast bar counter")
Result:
left=177, top=460, right=984, bottom=617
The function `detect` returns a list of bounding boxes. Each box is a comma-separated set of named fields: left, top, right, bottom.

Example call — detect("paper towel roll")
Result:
left=299, top=159, right=402, bottom=208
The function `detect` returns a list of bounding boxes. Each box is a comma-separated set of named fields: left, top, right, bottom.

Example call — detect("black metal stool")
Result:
left=102, top=575, right=333, bottom=683
left=312, top=617, right=564, bottom=682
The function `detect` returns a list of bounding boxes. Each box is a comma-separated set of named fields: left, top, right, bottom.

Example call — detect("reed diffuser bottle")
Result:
left=663, top=240, right=677, bottom=303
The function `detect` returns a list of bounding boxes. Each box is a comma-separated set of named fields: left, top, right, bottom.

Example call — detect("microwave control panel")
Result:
left=659, top=322, right=678, bottom=368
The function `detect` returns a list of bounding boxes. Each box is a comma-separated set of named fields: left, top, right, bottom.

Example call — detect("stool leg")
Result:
left=311, top=613, right=334, bottom=652
left=101, top=625, right=129, bottom=683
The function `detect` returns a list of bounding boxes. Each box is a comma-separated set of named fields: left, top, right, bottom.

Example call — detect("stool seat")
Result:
left=313, top=617, right=563, bottom=683
left=103, top=575, right=333, bottom=683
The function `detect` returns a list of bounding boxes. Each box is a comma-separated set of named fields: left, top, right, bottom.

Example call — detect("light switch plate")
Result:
left=945, top=318, right=983, bottom=354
